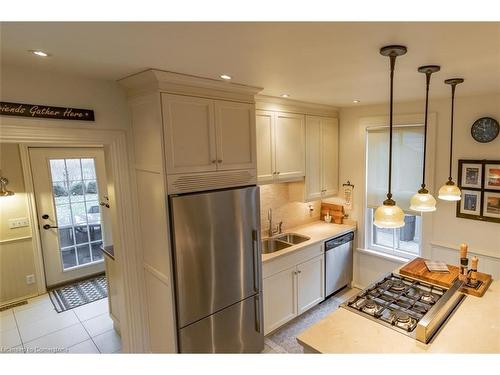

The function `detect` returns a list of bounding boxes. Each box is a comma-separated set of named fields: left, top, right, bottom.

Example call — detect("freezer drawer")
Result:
left=178, top=293, right=264, bottom=353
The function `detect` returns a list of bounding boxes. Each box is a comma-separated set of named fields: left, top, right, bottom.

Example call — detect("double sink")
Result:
left=261, top=233, right=311, bottom=254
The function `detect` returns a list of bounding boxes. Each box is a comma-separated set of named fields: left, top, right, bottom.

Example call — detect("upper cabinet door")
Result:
left=162, top=94, right=217, bottom=174
left=321, top=117, right=339, bottom=197
left=214, top=101, right=256, bottom=171
left=255, top=110, right=275, bottom=184
left=305, top=116, right=322, bottom=201
left=275, top=112, right=305, bottom=181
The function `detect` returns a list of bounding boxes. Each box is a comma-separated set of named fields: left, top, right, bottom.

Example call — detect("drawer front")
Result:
left=263, top=242, right=323, bottom=279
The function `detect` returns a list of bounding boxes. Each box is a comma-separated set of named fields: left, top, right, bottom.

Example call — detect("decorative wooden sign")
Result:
left=0, top=101, right=95, bottom=121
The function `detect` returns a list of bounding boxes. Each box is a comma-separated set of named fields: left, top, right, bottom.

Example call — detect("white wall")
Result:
left=0, top=65, right=130, bottom=132
left=339, top=93, right=500, bottom=287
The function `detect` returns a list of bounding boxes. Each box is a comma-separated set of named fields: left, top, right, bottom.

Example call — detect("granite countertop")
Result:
left=262, top=220, right=357, bottom=263
left=100, top=244, right=115, bottom=260
left=297, top=278, right=500, bottom=353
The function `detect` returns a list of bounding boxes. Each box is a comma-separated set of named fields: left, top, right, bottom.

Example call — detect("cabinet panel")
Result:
left=263, top=267, right=297, bottom=335
left=321, top=118, right=339, bottom=197
left=305, top=116, right=322, bottom=201
left=162, top=94, right=217, bottom=174
left=275, top=112, right=305, bottom=181
left=297, top=255, right=324, bottom=315
left=255, top=110, right=275, bottom=183
left=215, top=101, right=256, bottom=171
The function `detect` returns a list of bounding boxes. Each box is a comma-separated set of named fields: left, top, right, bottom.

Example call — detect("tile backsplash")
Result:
left=259, top=182, right=321, bottom=235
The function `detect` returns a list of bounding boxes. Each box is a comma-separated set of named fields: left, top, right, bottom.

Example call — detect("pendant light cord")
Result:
left=387, top=54, right=396, bottom=201
left=448, top=84, right=456, bottom=181
left=421, top=72, right=430, bottom=190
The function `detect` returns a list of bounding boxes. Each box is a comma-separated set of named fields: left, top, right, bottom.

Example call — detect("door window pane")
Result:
left=74, top=225, right=89, bottom=244
left=59, top=227, right=75, bottom=248
left=89, top=224, right=102, bottom=241
left=76, top=244, right=92, bottom=265
left=91, top=242, right=104, bottom=261
left=81, top=159, right=96, bottom=179
left=53, top=181, right=69, bottom=205
left=65, top=159, right=82, bottom=181
left=49, top=157, right=104, bottom=270
left=62, top=248, right=77, bottom=269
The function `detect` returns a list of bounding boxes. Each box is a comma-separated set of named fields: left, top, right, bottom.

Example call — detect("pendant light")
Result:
left=438, top=78, right=464, bottom=201
left=410, top=65, right=440, bottom=212
left=374, top=45, right=407, bottom=229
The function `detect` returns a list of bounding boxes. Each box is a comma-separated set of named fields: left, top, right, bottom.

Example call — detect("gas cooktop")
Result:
left=341, top=273, right=465, bottom=343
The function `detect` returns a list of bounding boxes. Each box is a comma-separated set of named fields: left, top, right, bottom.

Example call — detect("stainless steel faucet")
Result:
left=267, top=208, right=283, bottom=237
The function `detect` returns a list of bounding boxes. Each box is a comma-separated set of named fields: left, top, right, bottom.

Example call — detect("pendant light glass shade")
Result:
left=375, top=45, right=407, bottom=229
left=410, top=65, right=440, bottom=213
left=439, top=78, right=464, bottom=201
left=438, top=181, right=462, bottom=201
left=409, top=191, right=437, bottom=212
left=374, top=203, right=405, bottom=228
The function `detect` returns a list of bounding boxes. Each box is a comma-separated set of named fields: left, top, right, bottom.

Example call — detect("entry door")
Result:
left=29, top=148, right=110, bottom=287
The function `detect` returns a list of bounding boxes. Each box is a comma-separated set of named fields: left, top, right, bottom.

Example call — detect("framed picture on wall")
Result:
left=460, top=163, right=482, bottom=188
left=459, top=189, right=481, bottom=216
left=485, top=163, right=500, bottom=190
left=457, top=159, right=500, bottom=224
left=483, top=191, right=500, bottom=219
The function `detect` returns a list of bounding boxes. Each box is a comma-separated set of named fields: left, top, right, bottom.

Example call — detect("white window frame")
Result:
left=360, top=113, right=437, bottom=262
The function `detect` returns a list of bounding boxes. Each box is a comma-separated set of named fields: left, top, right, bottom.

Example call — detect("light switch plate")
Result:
left=8, top=217, right=30, bottom=229
left=26, top=274, right=36, bottom=285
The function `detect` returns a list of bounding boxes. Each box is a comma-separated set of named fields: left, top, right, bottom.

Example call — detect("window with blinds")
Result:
left=365, top=125, right=424, bottom=258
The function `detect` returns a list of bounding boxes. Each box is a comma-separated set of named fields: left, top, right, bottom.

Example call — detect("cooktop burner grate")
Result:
left=345, top=273, right=446, bottom=334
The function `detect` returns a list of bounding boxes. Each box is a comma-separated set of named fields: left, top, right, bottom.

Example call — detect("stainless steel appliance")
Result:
left=325, top=232, right=354, bottom=297
left=341, top=273, right=465, bottom=343
left=169, top=186, right=263, bottom=353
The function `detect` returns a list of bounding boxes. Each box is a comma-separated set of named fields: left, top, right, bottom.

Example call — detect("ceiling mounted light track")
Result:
left=438, top=78, right=465, bottom=201
left=374, top=45, right=407, bottom=229
left=410, top=65, right=440, bottom=212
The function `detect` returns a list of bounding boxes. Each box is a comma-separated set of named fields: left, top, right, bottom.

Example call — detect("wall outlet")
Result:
left=26, top=274, right=36, bottom=285
left=8, top=217, right=30, bottom=229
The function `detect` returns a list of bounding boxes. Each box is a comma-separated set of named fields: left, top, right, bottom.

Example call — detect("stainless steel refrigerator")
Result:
left=169, top=185, right=263, bottom=353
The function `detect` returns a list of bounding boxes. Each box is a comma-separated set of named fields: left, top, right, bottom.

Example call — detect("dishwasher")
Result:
left=325, top=232, right=354, bottom=298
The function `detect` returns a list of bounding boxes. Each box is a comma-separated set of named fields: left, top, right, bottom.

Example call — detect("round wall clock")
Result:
left=471, top=117, right=499, bottom=143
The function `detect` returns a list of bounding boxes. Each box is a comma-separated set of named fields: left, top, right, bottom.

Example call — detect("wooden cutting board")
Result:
left=399, top=257, right=459, bottom=288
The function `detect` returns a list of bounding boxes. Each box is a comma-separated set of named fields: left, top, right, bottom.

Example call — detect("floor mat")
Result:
left=49, top=275, right=107, bottom=313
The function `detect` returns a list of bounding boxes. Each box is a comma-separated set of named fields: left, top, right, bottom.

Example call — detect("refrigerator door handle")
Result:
left=252, top=229, right=260, bottom=294
left=254, top=294, right=261, bottom=333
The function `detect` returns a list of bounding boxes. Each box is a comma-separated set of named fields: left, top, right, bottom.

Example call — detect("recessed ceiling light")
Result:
left=220, top=74, right=232, bottom=80
left=353, top=99, right=361, bottom=104
left=281, top=94, right=290, bottom=98
left=29, top=50, right=50, bottom=57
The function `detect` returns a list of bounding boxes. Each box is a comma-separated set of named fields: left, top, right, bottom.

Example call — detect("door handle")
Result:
left=42, top=224, right=58, bottom=230
left=252, top=230, right=260, bottom=294
left=254, top=294, right=261, bottom=333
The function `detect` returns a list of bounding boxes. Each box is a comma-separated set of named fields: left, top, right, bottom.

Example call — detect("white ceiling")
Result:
left=1, top=22, right=499, bottom=106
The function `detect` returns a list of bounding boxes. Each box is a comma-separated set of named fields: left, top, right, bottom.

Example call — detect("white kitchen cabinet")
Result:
left=305, top=115, right=339, bottom=200
left=255, top=110, right=305, bottom=184
left=263, top=267, right=297, bottom=334
left=163, top=94, right=256, bottom=175
left=215, top=100, right=256, bottom=171
left=263, top=247, right=324, bottom=335
left=297, top=255, right=325, bottom=315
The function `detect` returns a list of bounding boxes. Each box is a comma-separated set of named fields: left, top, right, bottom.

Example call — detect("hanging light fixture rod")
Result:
left=379, top=45, right=407, bottom=205
left=417, top=65, right=440, bottom=193
left=444, top=78, right=464, bottom=184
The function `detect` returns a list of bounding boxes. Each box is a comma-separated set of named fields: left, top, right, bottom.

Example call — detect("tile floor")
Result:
left=0, top=294, right=121, bottom=354
left=263, top=287, right=360, bottom=354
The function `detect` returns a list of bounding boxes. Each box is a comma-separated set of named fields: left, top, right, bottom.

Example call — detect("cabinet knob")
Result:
left=217, top=159, right=223, bottom=163
left=211, top=160, right=217, bottom=164
left=276, top=171, right=280, bottom=175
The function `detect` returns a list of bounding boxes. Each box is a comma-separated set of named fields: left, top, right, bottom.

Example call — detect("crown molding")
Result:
left=255, top=95, right=338, bottom=117
left=118, top=69, right=263, bottom=103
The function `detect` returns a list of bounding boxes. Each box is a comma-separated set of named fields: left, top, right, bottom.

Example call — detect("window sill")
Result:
left=356, top=247, right=414, bottom=264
